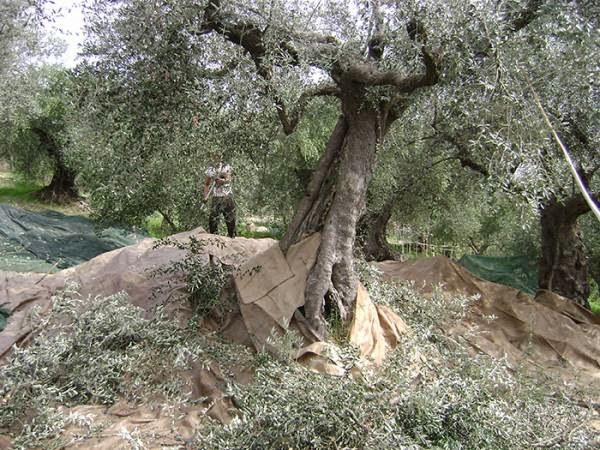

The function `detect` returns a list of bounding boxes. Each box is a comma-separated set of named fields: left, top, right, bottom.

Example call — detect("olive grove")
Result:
left=425, top=2, right=600, bottom=307
left=0, top=1, right=81, bottom=201
left=74, top=0, right=598, bottom=336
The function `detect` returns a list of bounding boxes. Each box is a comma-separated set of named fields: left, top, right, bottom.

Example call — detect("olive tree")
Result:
left=0, top=0, right=46, bottom=72
left=428, top=1, right=600, bottom=307
left=0, top=1, right=80, bottom=201
left=0, top=67, right=80, bottom=201
left=358, top=1, right=598, bottom=307
left=356, top=116, right=538, bottom=262
left=80, top=0, right=555, bottom=337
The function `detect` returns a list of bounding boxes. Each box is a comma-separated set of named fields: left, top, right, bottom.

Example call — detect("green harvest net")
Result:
left=457, top=254, right=538, bottom=295
left=0, top=204, right=146, bottom=273
left=0, top=204, right=147, bottom=331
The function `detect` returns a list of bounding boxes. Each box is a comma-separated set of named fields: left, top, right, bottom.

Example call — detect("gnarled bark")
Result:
left=37, top=163, right=78, bottom=203
left=356, top=206, right=399, bottom=262
left=280, top=117, right=347, bottom=252
left=539, top=196, right=592, bottom=308
left=31, top=126, right=78, bottom=203
left=300, top=90, right=383, bottom=337
left=203, top=1, right=439, bottom=339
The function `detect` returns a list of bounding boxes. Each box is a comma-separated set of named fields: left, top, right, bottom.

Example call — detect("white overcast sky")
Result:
left=45, top=0, right=85, bottom=67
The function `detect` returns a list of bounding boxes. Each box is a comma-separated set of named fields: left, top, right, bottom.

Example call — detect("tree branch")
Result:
left=341, top=18, right=438, bottom=91
left=280, top=116, right=348, bottom=252
left=430, top=117, right=489, bottom=177
left=200, top=1, right=340, bottom=135
left=564, top=191, right=600, bottom=219
left=343, top=45, right=438, bottom=91
left=200, top=0, right=296, bottom=79
left=276, top=84, right=341, bottom=135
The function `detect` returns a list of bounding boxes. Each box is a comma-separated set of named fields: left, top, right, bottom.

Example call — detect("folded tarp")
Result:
left=232, top=233, right=410, bottom=366
left=375, top=256, right=600, bottom=381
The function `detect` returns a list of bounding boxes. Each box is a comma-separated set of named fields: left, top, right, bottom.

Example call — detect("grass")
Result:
left=142, top=211, right=167, bottom=238
left=589, top=279, right=600, bottom=314
left=237, top=219, right=284, bottom=240
left=0, top=172, right=42, bottom=201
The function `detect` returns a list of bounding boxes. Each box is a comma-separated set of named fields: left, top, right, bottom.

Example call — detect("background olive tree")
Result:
left=0, top=66, right=80, bottom=201
left=0, top=1, right=81, bottom=201
left=425, top=1, right=600, bottom=307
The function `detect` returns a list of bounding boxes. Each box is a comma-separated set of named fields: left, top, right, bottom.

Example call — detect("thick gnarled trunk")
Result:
left=282, top=91, right=383, bottom=338
left=37, top=164, right=78, bottom=203
left=539, top=198, right=590, bottom=308
left=31, top=127, right=78, bottom=203
left=201, top=0, right=442, bottom=339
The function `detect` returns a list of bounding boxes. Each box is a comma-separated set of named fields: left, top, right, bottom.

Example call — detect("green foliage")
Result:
left=150, top=236, right=235, bottom=318
left=589, top=279, right=600, bottom=315
left=0, top=285, right=176, bottom=446
left=0, top=65, right=76, bottom=188
left=194, top=276, right=595, bottom=449
left=0, top=282, right=255, bottom=448
left=0, top=171, right=42, bottom=201
left=431, top=1, right=599, bottom=210
left=1, top=275, right=597, bottom=448
left=0, top=285, right=180, bottom=406
left=70, top=0, right=284, bottom=230
left=142, top=211, right=167, bottom=238
left=0, top=0, right=47, bottom=76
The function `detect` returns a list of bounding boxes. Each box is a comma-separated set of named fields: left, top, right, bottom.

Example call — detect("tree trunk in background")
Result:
left=356, top=205, right=399, bottom=262
left=538, top=197, right=590, bottom=308
left=39, top=163, right=78, bottom=202
left=31, top=127, right=78, bottom=202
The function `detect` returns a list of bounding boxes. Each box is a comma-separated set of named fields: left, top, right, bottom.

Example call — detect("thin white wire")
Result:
left=528, top=80, right=600, bottom=223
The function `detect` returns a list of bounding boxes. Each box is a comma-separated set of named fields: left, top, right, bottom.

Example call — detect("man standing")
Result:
left=203, top=157, right=236, bottom=238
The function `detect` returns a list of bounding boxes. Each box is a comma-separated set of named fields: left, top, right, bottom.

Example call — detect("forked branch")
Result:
left=276, top=84, right=341, bottom=135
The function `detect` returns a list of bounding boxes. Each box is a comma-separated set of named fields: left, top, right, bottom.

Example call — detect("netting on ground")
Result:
left=0, top=204, right=145, bottom=273
left=457, top=254, right=538, bottom=295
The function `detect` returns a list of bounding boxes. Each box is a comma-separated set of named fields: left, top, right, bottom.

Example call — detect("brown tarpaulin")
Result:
left=10, top=234, right=596, bottom=448
left=229, top=232, right=409, bottom=365
left=375, top=256, right=600, bottom=380
left=0, top=230, right=409, bottom=448
left=0, top=230, right=277, bottom=362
